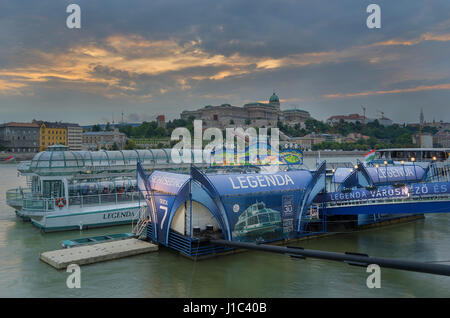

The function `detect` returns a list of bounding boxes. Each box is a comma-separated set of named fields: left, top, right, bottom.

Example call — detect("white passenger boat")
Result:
left=5, top=145, right=191, bottom=232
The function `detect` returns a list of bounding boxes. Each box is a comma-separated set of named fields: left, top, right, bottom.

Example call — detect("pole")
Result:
left=210, top=239, right=450, bottom=277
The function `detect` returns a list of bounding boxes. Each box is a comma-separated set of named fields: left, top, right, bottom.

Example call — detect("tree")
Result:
left=124, top=139, right=136, bottom=150
left=92, top=124, right=101, bottom=132
left=111, top=142, right=119, bottom=150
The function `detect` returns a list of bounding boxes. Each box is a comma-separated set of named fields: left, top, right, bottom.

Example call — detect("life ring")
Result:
left=56, top=198, right=66, bottom=208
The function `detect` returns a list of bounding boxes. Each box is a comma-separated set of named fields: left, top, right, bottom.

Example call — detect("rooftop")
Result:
left=83, top=130, right=125, bottom=136
left=0, top=122, right=39, bottom=128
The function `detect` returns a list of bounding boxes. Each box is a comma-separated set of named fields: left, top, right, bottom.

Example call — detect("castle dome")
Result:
left=269, top=93, right=279, bottom=103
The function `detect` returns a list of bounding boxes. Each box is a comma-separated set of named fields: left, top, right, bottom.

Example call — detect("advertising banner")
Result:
left=365, top=165, right=426, bottom=184
left=324, top=181, right=450, bottom=203
left=207, top=170, right=314, bottom=242
left=219, top=192, right=303, bottom=242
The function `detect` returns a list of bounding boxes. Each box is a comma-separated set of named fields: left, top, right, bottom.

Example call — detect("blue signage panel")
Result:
left=324, top=181, right=450, bottom=203
left=206, top=170, right=315, bottom=242
left=332, top=168, right=353, bottom=183
left=207, top=170, right=313, bottom=196
left=220, top=191, right=303, bottom=243
left=366, top=165, right=426, bottom=184
left=149, top=171, right=190, bottom=194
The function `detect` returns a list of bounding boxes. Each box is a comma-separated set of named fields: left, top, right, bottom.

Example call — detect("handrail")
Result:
left=20, top=191, right=143, bottom=212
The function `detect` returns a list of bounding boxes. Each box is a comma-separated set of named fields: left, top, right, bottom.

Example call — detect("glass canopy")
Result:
left=27, top=149, right=182, bottom=174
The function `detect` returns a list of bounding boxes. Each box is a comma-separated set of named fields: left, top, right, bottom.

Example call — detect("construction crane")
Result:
left=377, top=110, right=385, bottom=119
left=361, top=106, right=366, bottom=125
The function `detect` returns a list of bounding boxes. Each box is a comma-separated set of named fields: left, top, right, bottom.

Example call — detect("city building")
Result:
left=327, top=113, right=375, bottom=125
left=0, top=122, right=40, bottom=153
left=157, top=115, right=166, bottom=129
left=283, top=136, right=315, bottom=150
left=180, top=93, right=310, bottom=130
left=327, top=113, right=394, bottom=126
left=82, top=128, right=127, bottom=150
left=33, top=121, right=66, bottom=151
left=433, top=130, right=450, bottom=148
left=412, top=133, right=434, bottom=148
left=345, top=133, right=370, bottom=143
left=66, top=123, right=83, bottom=151
left=281, top=109, right=310, bottom=128
left=378, top=116, right=393, bottom=126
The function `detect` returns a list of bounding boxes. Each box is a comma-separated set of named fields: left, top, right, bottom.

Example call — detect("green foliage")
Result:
left=92, top=124, right=101, bottom=132
left=120, top=116, right=195, bottom=140
left=124, top=139, right=137, bottom=150
left=111, top=142, right=119, bottom=150
left=278, top=118, right=424, bottom=150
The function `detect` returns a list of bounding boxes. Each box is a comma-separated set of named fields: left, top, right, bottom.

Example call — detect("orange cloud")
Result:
left=1, top=31, right=450, bottom=99
left=370, top=32, right=450, bottom=47
left=324, top=83, right=450, bottom=99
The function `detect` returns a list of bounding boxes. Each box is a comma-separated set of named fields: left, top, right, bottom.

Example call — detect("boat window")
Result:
left=235, top=222, right=244, bottom=231
left=248, top=216, right=258, bottom=226
left=259, top=213, right=269, bottom=223
left=272, top=213, right=281, bottom=222
left=42, top=180, right=64, bottom=198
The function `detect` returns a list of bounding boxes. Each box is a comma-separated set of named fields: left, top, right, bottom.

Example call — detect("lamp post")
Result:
left=432, top=156, right=439, bottom=181
left=411, top=157, right=417, bottom=182
left=375, top=164, right=380, bottom=184
left=400, top=160, right=406, bottom=183
left=384, top=160, right=388, bottom=185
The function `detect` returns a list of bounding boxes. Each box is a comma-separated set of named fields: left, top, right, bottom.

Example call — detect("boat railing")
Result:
left=6, top=188, right=31, bottom=206
left=20, top=191, right=143, bottom=212
left=22, top=197, right=55, bottom=211
left=68, top=191, right=143, bottom=208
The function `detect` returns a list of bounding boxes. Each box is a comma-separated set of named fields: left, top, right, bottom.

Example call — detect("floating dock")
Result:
left=40, top=238, right=158, bottom=269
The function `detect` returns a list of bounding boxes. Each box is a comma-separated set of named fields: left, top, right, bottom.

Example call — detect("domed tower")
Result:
left=269, top=92, right=280, bottom=110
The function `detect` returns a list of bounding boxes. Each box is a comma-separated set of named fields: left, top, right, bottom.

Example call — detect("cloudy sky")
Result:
left=1, top=0, right=450, bottom=125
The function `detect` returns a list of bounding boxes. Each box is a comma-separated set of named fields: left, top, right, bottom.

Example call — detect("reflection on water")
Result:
left=0, top=164, right=449, bottom=297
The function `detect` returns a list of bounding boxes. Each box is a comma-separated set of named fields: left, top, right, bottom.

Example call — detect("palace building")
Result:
left=180, top=93, right=310, bottom=129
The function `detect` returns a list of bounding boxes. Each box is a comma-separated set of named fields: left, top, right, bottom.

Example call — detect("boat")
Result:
left=5, top=146, right=191, bottom=232
left=233, top=201, right=282, bottom=239
left=61, top=232, right=136, bottom=248
left=5, top=143, right=302, bottom=232
left=1, top=155, right=16, bottom=164
left=374, top=148, right=449, bottom=163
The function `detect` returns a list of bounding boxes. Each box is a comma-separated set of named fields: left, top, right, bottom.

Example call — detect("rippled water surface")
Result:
left=0, top=164, right=449, bottom=297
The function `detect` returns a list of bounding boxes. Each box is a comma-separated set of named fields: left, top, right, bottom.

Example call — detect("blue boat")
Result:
left=61, top=232, right=135, bottom=248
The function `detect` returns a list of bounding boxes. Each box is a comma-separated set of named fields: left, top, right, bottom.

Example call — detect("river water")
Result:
left=0, top=163, right=450, bottom=298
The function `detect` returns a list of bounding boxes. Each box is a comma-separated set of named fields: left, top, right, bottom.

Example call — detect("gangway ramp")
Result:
left=40, top=238, right=158, bottom=269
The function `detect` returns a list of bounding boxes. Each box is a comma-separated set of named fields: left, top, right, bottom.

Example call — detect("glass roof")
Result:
left=28, top=149, right=178, bottom=172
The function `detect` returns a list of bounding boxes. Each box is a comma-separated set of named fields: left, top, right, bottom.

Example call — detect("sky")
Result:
left=0, top=0, right=450, bottom=125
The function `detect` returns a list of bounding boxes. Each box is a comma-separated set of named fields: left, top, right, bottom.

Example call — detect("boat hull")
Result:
left=30, top=203, right=143, bottom=232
